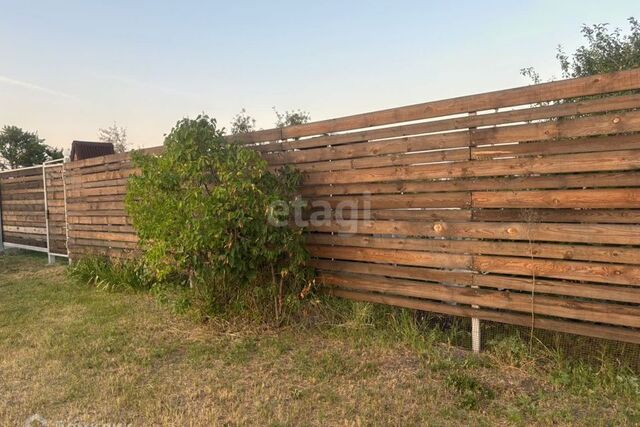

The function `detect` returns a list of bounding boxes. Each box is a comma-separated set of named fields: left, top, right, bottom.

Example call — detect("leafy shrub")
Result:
left=125, top=115, right=311, bottom=321
left=69, top=256, right=151, bottom=292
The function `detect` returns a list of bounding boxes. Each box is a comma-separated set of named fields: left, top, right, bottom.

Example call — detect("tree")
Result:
left=557, top=17, right=640, bottom=78
left=230, top=108, right=256, bottom=134
left=521, top=17, right=640, bottom=81
left=0, top=126, right=62, bottom=170
left=125, top=115, right=311, bottom=320
left=98, top=122, right=128, bottom=153
left=273, top=108, right=311, bottom=128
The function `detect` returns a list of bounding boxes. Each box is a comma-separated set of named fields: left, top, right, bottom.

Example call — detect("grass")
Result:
left=1, top=250, right=639, bottom=426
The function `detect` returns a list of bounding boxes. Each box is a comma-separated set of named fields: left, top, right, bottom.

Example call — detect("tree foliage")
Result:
left=230, top=108, right=256, bottom=134
left=98, top=122, right=129, bottom=153
left=521, top=17, right=640, bottom=82
left=273, top=108, right=311, bottom=128
left=125, top=115, right=311, bottom=320
left=557, top=18, right=640, bottom=78
left=0, top=125, right=62, bottom=170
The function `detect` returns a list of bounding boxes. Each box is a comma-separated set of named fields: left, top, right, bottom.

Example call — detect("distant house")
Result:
left=69, top=141, right=115, bottom=161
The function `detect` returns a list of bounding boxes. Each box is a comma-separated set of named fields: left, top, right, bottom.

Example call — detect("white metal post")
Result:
left=468, top=111, right=481, bottom=353
left=61, top=160, right=70, bottom=265
left=42, top=163, right=54, bottom=264
left=43, top=159, right=69, bottom=263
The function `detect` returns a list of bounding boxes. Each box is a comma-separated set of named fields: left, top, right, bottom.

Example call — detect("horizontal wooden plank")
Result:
left=305, top=234, right=640, bottom=265
left=307, top=220, right=640, bottom=245
left=66, top=201, right=125, bottom=211
left=67, top=230, right=138, bottom=243
left=312, top=192, right=471, bottom=209
left=330, top=288, right=640, bottom=344
left=67, top=224, right=136, bottom=233
left=290, top=148, right=470, bottom=173
left=473, top=255, right=640, bottom=286
left=303, top=149, right=640, bottom=185
left=300, top=171, right=640, bottom=197
left=473, top=275, right=640, bottom=304
left=470, top=109, right=640, bottom=146
left=307, top=244, right=472, bottom=269
left=472, top=208, right=640, bottom=224
left=67, top=237, right=138, bottom=249
left=67, top=216, right=130, bottom=225
left=2, top=225, right=46, bottom=235
left=65, top=186, right=127, bottom=198
left=472, top=133, right=640, bottom=159
left=3, top=231, right=47, bottom=242
left=472, top=189, right=640, bottom=209
left=310, top=258, right=474, bottom=285
left=305, top=208, right=473, bottom=222
left=253, top=94, right=640, bottom=151
left=321, top=273, right=640, bottom=327
left=313, top=259, right=640, bottom=303
left=265, top=132, right=470, bottom=165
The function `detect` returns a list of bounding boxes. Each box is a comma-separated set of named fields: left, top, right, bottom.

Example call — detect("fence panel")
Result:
left=0, top=163, right=68, bottom=256
left=0, top=166, right=47, bottom=250
left=62, top=68, right=640, bottom=344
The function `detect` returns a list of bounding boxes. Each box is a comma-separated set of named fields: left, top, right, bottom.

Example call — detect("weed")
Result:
left=445, top=372, right=496, bottom=410
left=68, top=256, right=151, bottom=292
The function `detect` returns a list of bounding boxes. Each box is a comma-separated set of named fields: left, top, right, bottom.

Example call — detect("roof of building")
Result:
left=70, top=141, right=115, bottom=161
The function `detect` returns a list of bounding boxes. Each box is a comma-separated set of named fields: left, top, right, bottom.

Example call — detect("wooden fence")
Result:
left=0, top=163, right=67, bottom=256
left=58, top=68, right=640, bottom=344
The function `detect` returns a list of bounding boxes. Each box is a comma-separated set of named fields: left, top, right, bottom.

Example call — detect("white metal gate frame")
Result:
left=0, top=159, right=69, bottom=263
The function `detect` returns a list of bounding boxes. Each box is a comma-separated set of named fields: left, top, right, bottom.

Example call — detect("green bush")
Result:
left=125, top=115, right=312, bottom=321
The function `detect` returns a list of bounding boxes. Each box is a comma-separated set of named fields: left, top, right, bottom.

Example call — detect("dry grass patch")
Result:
left=0, top=251, right=638, bottom=426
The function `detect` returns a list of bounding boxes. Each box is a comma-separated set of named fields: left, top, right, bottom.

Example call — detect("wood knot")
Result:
left=433, top=223, right=445, bottom=233
left=506, top=227, right=518, bottom=235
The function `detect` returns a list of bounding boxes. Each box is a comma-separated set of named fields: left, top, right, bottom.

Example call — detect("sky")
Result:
left=0, top=0, right=637, bottom=152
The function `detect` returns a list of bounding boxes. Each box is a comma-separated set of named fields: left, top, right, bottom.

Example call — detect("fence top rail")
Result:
left=0, top=164, right=44, bottom=174
left=231, top=67, right=640, bottom=144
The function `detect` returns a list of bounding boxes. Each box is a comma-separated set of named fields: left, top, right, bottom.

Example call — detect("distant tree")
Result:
left=230, top=108, right=256, bottom=134
left=273, top=108, right=311, bottom=128
left=521, top=17, right=640, bottom=81
left=98, top=122, right=128, bottom=153
left=0, top=126, right=62, bottom=170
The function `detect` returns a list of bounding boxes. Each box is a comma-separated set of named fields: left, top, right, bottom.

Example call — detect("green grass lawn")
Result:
left=1, top=251, right=639, bottom=426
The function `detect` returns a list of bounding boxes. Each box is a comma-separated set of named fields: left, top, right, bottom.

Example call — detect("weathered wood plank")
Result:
left=321, top=273, right=640, bottom=327
left=330, top=288, right=640, bottom=344
left=305, top=234, right=640, bottom=265
left=307, top=244, right=472, bottom=269
left=473, top=189, right=640, bottom=209
left=308, top=220, right=640, bottom=245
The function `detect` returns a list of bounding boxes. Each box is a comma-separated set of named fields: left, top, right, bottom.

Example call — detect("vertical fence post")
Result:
left=468, top=111, right=481, bottom=353
left=62, top=161, right=71, bottom=265
left=42, top=163, right=55, bottom=264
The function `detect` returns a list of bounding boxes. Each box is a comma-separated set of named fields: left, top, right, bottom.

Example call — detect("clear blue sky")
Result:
left=0, top=0, right=637, bottom=151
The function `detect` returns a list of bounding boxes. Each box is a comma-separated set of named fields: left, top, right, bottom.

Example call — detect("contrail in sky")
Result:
left=0, top=74, right=75, bottom=99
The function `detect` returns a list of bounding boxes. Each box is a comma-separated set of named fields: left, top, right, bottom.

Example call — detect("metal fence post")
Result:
left=468, top=111, right=481, bottom=353
left=42, top=164, right=54, bottom=264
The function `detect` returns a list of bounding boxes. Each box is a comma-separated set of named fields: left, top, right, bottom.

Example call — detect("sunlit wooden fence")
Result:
left=5, top=68, right=640, bottom=345
left=0, top=160, right=67, bottom=259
